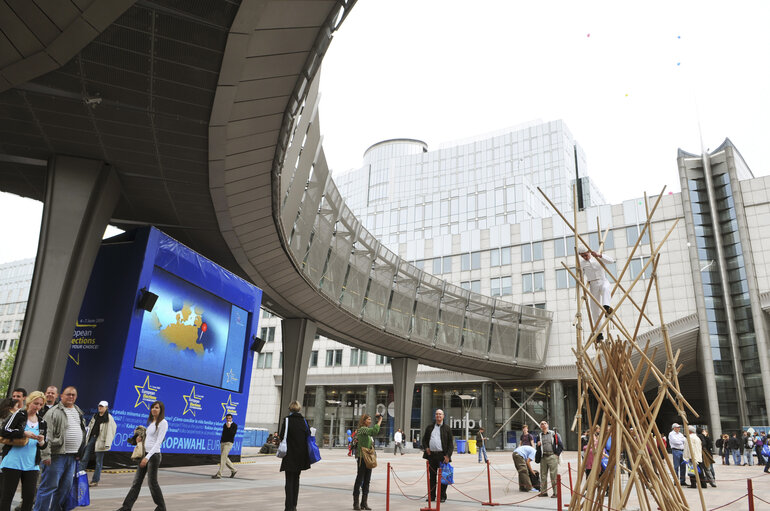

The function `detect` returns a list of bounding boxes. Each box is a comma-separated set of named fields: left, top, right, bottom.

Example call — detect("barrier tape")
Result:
left=705, top=494, right=747, bottom=511
left=560, top=481, right=623, bottom=511
left=389, top=467, right=429, bottom=501
left=754, top=494, right=770, bottom=505
left=391, top=468, right=425, bottom=485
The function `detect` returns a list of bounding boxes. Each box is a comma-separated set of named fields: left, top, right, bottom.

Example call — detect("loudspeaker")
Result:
left=137, top=288, right=159, bottom=312
left=250, top=336, right=266, bottom=353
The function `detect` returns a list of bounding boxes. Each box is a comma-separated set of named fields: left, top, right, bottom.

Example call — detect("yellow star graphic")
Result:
left=182, top=386, right=202, bottom=416
left=221, top=394, right=237, bottom=420
left=134, top=375, right=155, bottom=409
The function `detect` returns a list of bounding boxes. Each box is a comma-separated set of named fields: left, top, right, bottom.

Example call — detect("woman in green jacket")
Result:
left=353, top=413, right=382, bottom=510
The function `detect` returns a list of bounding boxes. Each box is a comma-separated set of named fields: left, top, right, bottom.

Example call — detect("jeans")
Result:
left=79, top=436, right=105, bottom=483
left=117, top=454, right=165, bottom=511
left=745, top=450, right=754, bottom=465
left=478, top=444, right=488, bottom=463
left=1, top=469, right=37, bottom=511
left=671, top=449, right=686, bottom=483
left=393, top=442, right=404, bottom=455
left=732, top=449, right=742, bottom=465
left=352, top=457, right=372, bottom=497
left=32, top=453, right=77, bottom=511
left=284, top=470, right=301, bottom=511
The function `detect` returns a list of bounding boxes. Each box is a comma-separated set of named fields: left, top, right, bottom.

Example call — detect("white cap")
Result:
left=98, top=401, right=108, bottom=407
left=672, top=423, right=680, bottom=428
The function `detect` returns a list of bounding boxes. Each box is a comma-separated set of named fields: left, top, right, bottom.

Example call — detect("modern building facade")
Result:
left=0, top=259, right=33, bottom=364
left=246, top=134, right=770, bottom=447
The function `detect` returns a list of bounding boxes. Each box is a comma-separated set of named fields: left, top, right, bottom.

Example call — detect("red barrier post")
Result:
left=565, top=463, right=573, bottom=508
left=556, top=474, right=562, bottom=510
left=482, top=460, right=499, bottom=506
left=748, top=478, right=754, bottom=511
left=436, top=467, right=442, bottom=511
left=420, top=461, right=432, bottom=511
left=386, top=462, right=390, bottom=511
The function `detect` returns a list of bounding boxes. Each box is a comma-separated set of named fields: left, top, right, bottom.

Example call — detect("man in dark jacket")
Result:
left=423, top=409, right=454, bottom=503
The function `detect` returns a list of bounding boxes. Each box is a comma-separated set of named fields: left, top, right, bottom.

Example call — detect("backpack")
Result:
left=747, top=437, right=754, bottom=448
left=762, top=444, right=770, bottom=457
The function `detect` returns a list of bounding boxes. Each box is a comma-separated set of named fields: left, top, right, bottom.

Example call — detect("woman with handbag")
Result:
left=278, top=400, right=310, bottom=511
left=115, top=401, right=167, bottom=511
left=352, top=413, right=382, bottom=511
left=0, top=391, right=47, bottom=511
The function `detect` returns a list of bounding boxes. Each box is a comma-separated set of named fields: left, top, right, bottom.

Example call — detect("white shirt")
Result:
left=144, top=419, right=169, bottom=460
left=514, top=445, right=537, bottom=461
left=580, top=254, right=615, bottom=282
left=429, top=423, right=443, bottom=452
left=394, top=431, right=403, bottom=443
left=668, top=430, right=685, bottom=450
left=63, top=407, right=82, bottom=454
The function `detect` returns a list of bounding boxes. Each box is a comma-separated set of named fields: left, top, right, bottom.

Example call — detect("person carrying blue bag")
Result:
left=278, top=401, right=312, bottom=511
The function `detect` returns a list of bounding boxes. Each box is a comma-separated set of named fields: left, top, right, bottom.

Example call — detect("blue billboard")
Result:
left=64, top=227, right=261, bottom=459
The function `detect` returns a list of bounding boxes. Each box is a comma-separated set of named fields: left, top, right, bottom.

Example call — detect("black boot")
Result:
left=353, top=495, right=360, bottom=510
left=360, top=494, right=372, bottom=510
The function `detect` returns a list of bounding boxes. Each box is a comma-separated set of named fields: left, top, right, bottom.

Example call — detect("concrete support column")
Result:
left=420, top=383, right=432, bottom=445
left=443, top=391, right=452, bottom=411
left=390, top=358, right=418, bottom=438
left=502, top=391, right=511, bottom=446
left=12, top=156, right=120, bottom=393
left=366, top=385, right=377, bottom=417
left=315, top=385, right=326, bottom=447
left=481, top=382, right=496, bottom=449
left=550, top=380, right=567, bottom=450
left=279, top=318, right=316, bottom=417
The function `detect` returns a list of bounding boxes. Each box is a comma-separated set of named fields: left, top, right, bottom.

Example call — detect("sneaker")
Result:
left=211, top=474, right=221, bottom=479
left=538, top=493, right=548, bottom=497
left=89, top=481, right=98, bottom=487
left=230, top=470, right=237, bottom=478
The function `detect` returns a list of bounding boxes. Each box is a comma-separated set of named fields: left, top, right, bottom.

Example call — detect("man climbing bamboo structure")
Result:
left=578, top=249, right=614, bottom=341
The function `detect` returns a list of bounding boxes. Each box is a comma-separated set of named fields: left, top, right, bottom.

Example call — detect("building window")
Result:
left=256, top=352, right=273, bottom=369
left=491, top=277, right=512, bottom=296
left=278, top=351, right=283, bottom=368
left=443, top=256, right=452, bottom=273
left=350, top=349, right=368, bottom=366
left=262, top=309, right=274, bottom=319
left=527, top=303, right=547, bottom=310
left=326, top=349, right=342, bottom=367
left=432, top=258, right=442, bottom=274
left=521, top=242, right=542, bottom=262
left=588, top=231, right=614, bottom=250
left=471, top=251, right=481, bottom=269
left=554, top=236, right=575, bottom=258
left=376, top=354, right=391, bottom=365
left=461, top=253, right=470, bottom=271
left=490, top=247, right=511, bottom=267
left=260, top=326, right=276, bottom=343
left=555, top=268, right=576, bottom=289
left=1, top=322, right=10, bottom=334
left=629, top=257, right=652, bottom=280
left=13, top=320, right=22, bottom=332
left=310, top=350, right=318, bottom=367
left=626, top=225, right=650, bottom=246
left=0, top=340, right=6, bottom=351
left=523, top=272, right=545, bottom=293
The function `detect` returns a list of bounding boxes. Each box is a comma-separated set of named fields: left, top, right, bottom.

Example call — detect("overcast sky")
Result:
left=2, top=0, right=769, bottom=264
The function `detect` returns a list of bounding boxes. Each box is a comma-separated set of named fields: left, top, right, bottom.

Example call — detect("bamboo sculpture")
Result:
left=537, top=186, right=706, bottom=511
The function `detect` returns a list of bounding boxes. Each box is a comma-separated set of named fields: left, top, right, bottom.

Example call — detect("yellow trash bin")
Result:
left=468, top=439, right=477, bottom=454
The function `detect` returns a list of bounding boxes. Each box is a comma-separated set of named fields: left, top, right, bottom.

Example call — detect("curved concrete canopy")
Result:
left=0, top=0, right=552, bottom=380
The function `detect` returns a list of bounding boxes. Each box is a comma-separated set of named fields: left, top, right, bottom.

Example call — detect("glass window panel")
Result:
left=471, top=280, right=481, bottom=293
left=471, top=251, right=481, bottom=269
left=534, top=271, right=545, bottom=291
left=501, top=247, right=511, bottom=265
left=443, top=256, right=452, bottom=273
left=532, top=241, right=543, bottom=260
left=501, top=276, right=512, bottom=295
left=491, top=278, right=500, bottom=296
left=521, top=244, right=532, bottom=262
left=461, top=253, right=471, bottom=271
left=523, top=273, right=533, bottom=293
left=490, top=249, right=500, bottom=267
left=433, top=258, right=442, bottom=274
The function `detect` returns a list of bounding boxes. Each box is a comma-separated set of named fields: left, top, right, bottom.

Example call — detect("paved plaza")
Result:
left=13, top=448, right=770, bottom=510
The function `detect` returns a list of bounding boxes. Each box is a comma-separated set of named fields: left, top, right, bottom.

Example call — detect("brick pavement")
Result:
left=9, top=449, right=770, bottom=510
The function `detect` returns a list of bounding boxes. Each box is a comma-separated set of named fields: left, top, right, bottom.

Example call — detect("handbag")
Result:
left=439, top=461, right=454, bottom=485
left=305, top=420, right=321, bottom=464
left=64, top=470, right=90, bottom=511
left=360, top=446, right=377, bottom=469
left=0, top=436, right=28, bottom=447
left=130, top=440, right=146, bottom=461
left=277, top=417, right=289, bottom=458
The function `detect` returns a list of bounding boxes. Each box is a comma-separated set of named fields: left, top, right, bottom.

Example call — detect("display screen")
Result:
left=135, top=267, right=248, bottom=391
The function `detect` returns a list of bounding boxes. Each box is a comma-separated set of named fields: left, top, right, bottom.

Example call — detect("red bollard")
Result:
left=482, top=460, right=499, bottom=506
left=565, top=463, right=573, bottom=508
left=421, top=461, right=433, bottom=511
left=556, top=474, right=563, bottom=510
left=386, top=462, right=390, bottom=511
left=748, top=478, right=754, bottom=511
left=436, top=467, right=442, bottom=511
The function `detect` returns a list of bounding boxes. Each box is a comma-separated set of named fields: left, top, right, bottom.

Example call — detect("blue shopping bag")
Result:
left=440, top=462, right=454, bottom=485
left=305, top=420, right=321, bottom=464
left=65, top=470, right=90, bottom=510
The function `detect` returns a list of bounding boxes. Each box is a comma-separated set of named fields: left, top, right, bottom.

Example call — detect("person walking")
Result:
left=728, top=433, right=742, bottom=466
left=279, top=401, right=311, bottom=511
left=743, top=431, right=754, bottom=466
left=422, top=409, right=453, bottom=504
left=0, top=391, right=47, bottom=511
left=393, top=428, right=404, bottom=456
left=512, top=444, right=537, bottom=492
left=578, top=249, right=615, bottom=341
left=353, top=413, right=382, bottom=510
left=80, top=400, right=117, bottom=487
left=668, top=423, right=686, bottom=486
left=212, top=413, right=238, bottom=479
left=114, top=401, right=168, bottom=511
left=535, top=420, right=563, bottom=498
left=476, top=427, right=488, bottom=463
left=33, top=386, right=86, bottom=511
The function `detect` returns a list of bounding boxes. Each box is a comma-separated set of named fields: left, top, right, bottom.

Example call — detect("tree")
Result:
left=0, top=343, right=18, bottom=397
